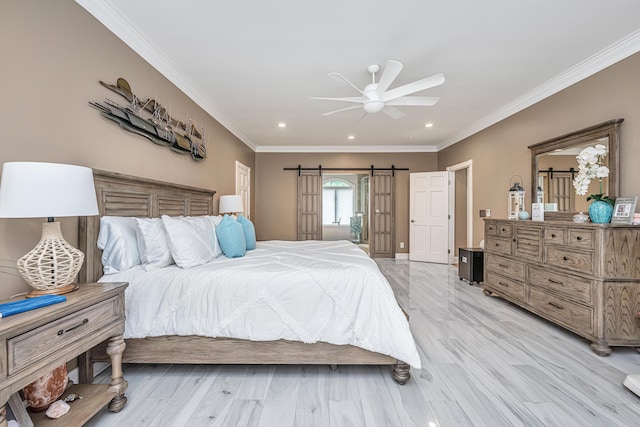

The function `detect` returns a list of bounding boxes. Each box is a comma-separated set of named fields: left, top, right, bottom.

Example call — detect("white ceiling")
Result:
left=77, top=0, right=640, bottom=153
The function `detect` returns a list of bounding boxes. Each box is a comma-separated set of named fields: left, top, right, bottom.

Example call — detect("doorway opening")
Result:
left=322, top=173, right=369, bottom=253
left=446, top=160, right=473, bottom=265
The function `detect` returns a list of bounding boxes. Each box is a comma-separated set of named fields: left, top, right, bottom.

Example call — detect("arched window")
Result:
left=322, top=178, right=353, bottom=225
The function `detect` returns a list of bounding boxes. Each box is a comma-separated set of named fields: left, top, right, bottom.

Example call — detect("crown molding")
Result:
left=75, top=0, right=257, bottom=152
left=256, top=145, right=438, bottom=153
left=437, top=28, right=640, bottom=151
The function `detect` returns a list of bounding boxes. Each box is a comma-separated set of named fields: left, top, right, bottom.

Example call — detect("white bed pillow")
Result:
left=134, top=217, right=174, bottom=270
left=161, top=215, right=219, bottom=268
left=97, top=216, right=142, bottom=274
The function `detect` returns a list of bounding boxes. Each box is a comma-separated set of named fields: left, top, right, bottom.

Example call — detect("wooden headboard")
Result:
left=78, top=169, right=216, bottom=283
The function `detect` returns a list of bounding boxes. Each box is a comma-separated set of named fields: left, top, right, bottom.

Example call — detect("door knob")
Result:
left=410, top=219, right=415, bottom=223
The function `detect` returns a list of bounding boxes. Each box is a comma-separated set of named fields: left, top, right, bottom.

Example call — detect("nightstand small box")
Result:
left=459, top=247, right=484, bottom=284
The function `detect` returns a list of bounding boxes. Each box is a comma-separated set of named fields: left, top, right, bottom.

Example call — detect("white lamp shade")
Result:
left=219, top=194, right=244, bottom=214
left=0, top=162, right=99, bottom=218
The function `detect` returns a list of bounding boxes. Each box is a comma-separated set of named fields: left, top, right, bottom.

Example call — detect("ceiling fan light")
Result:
left=363, top=100, right=385, bottom=114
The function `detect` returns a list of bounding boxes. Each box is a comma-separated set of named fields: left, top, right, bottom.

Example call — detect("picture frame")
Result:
left=7, top=392, right=34, bottom=427
left=611, top=196, right=637, bottom=224
left=531, top=203, right=544, bottom=221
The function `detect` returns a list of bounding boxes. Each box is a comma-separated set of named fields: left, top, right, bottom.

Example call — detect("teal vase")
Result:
left=588, top=200, right=613, bottom=223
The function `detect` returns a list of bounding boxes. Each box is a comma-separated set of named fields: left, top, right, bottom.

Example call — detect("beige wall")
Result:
left=255, top=152, right=438, bottom=252
left=0, top=1, right=254, bottom=298
left=437, top=52, right=640, bottom=246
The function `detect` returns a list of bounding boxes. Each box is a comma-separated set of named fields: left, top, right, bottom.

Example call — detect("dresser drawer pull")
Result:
left=576, top=236, right=583, bottom=241
left=551, top=233, right=557, bottom=238
left=547, top=278, right=564, bottom=285
left=562, top=256, right=569, bottom=261
left=501, top=228, right=507, bottom=232
left=57, top=318, right=89, bottom=336
left=548, top=302, right=564, bottom=310
left=498, top=263, right=509, bottom=268
left=498, top=281, right=509, bottom=288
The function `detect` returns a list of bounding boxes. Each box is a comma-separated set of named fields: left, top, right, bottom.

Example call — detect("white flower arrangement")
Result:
left=572, top=143, right=614, bottom=205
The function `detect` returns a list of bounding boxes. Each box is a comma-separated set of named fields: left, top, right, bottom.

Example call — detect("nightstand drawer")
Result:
left=7, top=296, right=121, bottom=375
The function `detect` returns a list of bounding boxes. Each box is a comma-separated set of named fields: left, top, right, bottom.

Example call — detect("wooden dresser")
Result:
left=0, top=283, right=128, bottom=427
left=483, top=219, right=640, bottom=355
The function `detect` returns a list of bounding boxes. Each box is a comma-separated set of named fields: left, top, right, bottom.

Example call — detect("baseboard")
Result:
left=395, top=253, right=409, bottom=260
left=68, top=362, right=110, bottom=383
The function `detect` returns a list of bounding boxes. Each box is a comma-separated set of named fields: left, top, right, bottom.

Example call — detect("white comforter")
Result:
left=99, top=240, right=421, bottom=368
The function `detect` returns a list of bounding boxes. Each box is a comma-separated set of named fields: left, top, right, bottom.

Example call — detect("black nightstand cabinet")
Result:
left=459, top=247, right=484, bottom=284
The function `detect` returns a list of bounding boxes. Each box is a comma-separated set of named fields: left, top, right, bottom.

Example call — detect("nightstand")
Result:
left=0, top=282, right=128, bottom=426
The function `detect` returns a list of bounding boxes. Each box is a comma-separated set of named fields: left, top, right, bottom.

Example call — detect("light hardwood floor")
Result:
left=86, top=260, right=640, bottom=426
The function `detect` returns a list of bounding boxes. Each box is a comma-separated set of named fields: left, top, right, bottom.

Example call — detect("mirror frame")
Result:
left=528, top=119, right=623, bottom=220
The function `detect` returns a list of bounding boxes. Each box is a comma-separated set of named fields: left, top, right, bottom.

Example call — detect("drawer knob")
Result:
left=576, top=236, right=583, bottom=241
left=551, top=234, right=557, bottom=238
left=562, top=256, right=569, bottom=261
left=57, top=318, right=89, bottom=336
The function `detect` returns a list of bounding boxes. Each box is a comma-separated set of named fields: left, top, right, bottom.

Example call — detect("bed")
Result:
left=78, top=170, right=418, bottom=384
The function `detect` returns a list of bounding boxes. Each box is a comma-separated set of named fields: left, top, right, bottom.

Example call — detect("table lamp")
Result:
left=0, top=162, right=99, bottom=297
left=219, top=195, right=244, bottom=215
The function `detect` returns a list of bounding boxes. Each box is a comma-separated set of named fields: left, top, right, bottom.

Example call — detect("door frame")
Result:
left=235, top=161, right=250, bottom=219
left=446, top=160, right=473, bottom=265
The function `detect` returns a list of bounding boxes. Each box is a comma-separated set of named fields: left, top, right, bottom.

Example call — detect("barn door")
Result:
left=370, top=170, right=395, bottom=258
left=297, top=170, right=322, bottom=240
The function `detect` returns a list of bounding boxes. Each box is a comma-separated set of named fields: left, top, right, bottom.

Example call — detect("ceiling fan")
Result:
left=310, top=60, right=445, bottom=120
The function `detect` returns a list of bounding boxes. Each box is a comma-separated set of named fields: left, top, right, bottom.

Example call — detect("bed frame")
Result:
left=78, top=169, right=410, bottom=384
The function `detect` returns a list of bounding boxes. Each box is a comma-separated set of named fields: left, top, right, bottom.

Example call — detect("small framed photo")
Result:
left=7, top=392, right=34, bottom=427
left=531, top=203, right=544, bottom=221
left=611, top=196, right=638, bottom=224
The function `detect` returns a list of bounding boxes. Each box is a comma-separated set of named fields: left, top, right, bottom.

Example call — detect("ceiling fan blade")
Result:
left=382, top=73, right=445, bottom=102
left=309, top=96, right=364, bottom=103
left=328, top=72, right=364, bottom=94
left=382, top=106, right=405, bottom=119
left=375, top=60, right=403, bottom=98
left=322, top=105, right=362, bottom=116
left=386, top=96, right=440, bottom=106
left=356, top=110, right=367, bottom=122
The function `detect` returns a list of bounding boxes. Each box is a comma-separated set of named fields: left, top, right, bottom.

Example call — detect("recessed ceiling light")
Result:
left=278, top=122, right=286, bottom=128
left=425, top=123, right=434, bottom=128
left=347, top=135, right=355, bottom=140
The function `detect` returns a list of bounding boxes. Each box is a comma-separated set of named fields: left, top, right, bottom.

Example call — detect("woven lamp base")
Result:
left=18, top=222, right=84, bottom=298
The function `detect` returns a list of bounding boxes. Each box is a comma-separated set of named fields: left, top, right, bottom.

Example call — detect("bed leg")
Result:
left=392, top=362, right=410, bottom=385
left=329, top=364, right=338, bottom=371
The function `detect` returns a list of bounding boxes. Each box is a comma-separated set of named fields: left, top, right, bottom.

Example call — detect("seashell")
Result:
left=64, top=393, right=82, bottom=402
left=45, top=400, right=70, bottom=419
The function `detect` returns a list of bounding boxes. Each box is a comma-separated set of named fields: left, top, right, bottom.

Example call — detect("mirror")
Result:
left=529, top=119, right=622, bottom=219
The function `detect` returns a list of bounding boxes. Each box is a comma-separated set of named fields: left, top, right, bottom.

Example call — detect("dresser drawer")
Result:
left=528, top=265, right=593, bottom=305
left=544, top=227, right=565, bottom=245
left=497, top=223, right=512, bottom=238
left=528, top=288, right=593, bottom=333
left=568, top=229, right=595, bottom=250
left=8, top=296, right=122, bottom=375
left=485, top=237, right=512, bottom=256
left=485, top=222, right=499, bottom=236
left=485, top=253, right=526, bottom=282
left=485, top=271, right=525, bottom=301
left=545, top=246, right=594, bottom=274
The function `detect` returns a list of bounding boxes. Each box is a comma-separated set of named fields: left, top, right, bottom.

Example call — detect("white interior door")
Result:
left=235, top=161, right=250, bottom=219
left=410, top=172, right=450, bottom=263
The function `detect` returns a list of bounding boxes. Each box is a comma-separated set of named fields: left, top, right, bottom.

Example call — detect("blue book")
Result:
left=0, top=295, right=67, bottom=318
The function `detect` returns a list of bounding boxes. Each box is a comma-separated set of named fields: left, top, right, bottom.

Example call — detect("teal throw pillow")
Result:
left=216, top=215, right=246, bottom=258
left=236, top=215, right=256, bottom=250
